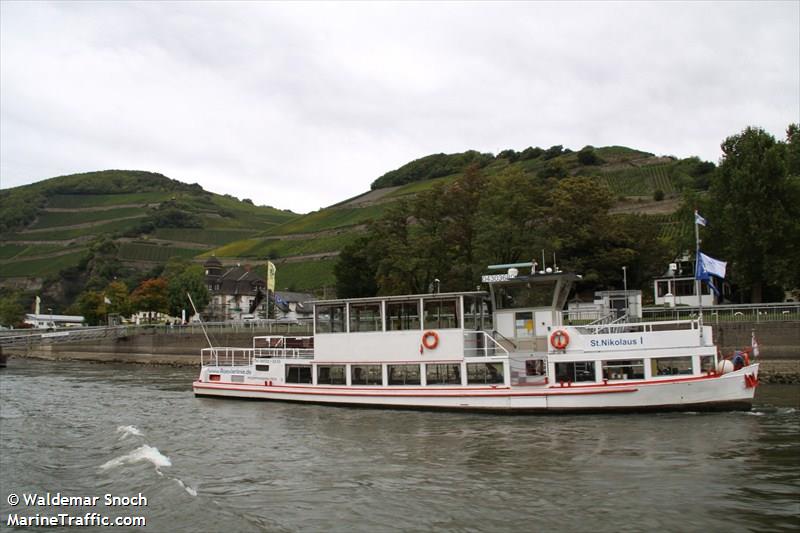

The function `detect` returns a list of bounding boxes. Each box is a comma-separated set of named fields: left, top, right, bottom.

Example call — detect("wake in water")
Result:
left=117, top=425, right=144, bottom=439
left=102, top=431, right=197, bottom=497
left=101, top=444, right=172, bottom=470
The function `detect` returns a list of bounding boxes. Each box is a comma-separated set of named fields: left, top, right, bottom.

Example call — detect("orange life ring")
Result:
left=550, top=329, right=570, bottom=350
left=422, top=331, right=439, bottom=350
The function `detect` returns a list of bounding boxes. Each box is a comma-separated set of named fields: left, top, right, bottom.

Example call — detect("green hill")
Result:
left=205, top=145, right=713, bottom=292
left=0, top=170, right=298, bottom=285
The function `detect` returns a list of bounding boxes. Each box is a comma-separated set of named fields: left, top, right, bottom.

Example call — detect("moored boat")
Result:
left=193, top=266, right=758, bottom=413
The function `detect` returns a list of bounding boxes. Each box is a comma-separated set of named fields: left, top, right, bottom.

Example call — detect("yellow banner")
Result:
left=266, top=261, right=276, bottom=292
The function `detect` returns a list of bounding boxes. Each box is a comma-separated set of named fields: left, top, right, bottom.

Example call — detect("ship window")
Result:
left=351, top=365, right=382, bottom=385
left=602, top=360, right=644, bottom=380
left=286, top=365, right=312, bottom=384
left=465, top=296, right=493, bottom=330
left=423, top=298, right=460, bottom=329
left=467, top=362, right=504, bottom=384
left=255, top=364, right=270, bottom=372
left=387, top=301, right=420, bottom=331
left=387, top=364, right=421, bottom=385
left=700, top=355, right=715, bottom=373
left=349, top=302, right=382, bottom=332
left=494, top=283, right=555, bottom=310
left=426, top=364, right=461, bottom=385
left=525, top=359, right=545, bottom=376
left=317, top=365, right=346, bottom=385
left=652, top=357, right=693, bottom=376
left=315, top=304, right=346, bottom=334
left=555, top=361, right=596, bottom=383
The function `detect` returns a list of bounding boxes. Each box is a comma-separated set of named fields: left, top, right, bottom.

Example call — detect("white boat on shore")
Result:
left=193, top=266, right=758, bottom=413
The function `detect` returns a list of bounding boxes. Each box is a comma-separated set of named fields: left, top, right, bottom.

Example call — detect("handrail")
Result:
left=491, top=330, right=517, bottom=350
left=464, top=331, right=510, bottom=358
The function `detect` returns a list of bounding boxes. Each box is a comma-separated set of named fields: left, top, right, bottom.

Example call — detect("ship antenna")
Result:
left=187, top=292, right=214, bottom=350
left=541, top=249, right=546, bottom=273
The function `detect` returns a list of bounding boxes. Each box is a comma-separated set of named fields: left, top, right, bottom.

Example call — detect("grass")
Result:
left=385, top=175, right=457, bottom=198
left=0, top=250, right=88, bottom=278
left=118, top=243, right=201, bottom=262
left=46, top=192, right=171, bottom=208
left=205, top=231, right=359, bottom=259
left=6, top=218, right=145, bottom=241
left=265, top=204, right=388, bottom=236
left=153, top=228, right=258, bottom=245
left=31, top=207, right=146, bottom=229
left=0, top=244, right=26, bottom=259
left=273, top=258, right=337, bottom=291
left=600, top=164, right=680, bottom=196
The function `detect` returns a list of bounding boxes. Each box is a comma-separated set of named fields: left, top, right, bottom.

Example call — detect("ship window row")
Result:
left=285, top=363, right=504, bottom=385
left=557, top=357, right=698, bottom=383
left=315, top=296, right=493, bottom=334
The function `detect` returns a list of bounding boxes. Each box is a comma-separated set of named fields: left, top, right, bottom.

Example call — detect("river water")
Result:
left=0, top=359, right=798, bottom=532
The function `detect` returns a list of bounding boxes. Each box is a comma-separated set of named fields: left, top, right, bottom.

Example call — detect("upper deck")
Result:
left=311, top=291, right=500, bottom=362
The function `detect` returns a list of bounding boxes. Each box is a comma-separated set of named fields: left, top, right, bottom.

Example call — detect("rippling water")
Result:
left=1, top=359, right=798, bottom=532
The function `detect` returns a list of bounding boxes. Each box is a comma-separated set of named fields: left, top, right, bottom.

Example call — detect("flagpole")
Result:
left=694, top=210, right=704, bottom=343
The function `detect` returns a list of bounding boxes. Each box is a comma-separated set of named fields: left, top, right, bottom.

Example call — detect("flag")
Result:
left=695, top=251, right=727, bottom=280
left=694, top=211, right=707, bottom=227
left=266, top=261, right=276, bottom=292
left=104, top=296, right=111, bottom=305
left=751, top=330, right=760, bottom=359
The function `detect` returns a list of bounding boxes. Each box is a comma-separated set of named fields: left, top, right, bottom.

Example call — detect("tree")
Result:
left=577, top=146, right=601, bottom=165
left=75, top=290, right=107, bottom=326
left=166, top=265, right=210, bottom=318
left=131, top=278, right=169, bottom=322
left=334, top=236, right=379, bottom=298
left=104, top=281, right=131, bottom=317
left=704, top=125, right=800, bottom=302
left=0, top=295, right=25, bottom=327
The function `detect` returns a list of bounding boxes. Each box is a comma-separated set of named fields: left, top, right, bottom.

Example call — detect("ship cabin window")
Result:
left=351, top=365, right=382, bottom=385
left=602, top=360, right=644, bottom=380
left=700, top=355, right=715, bottom=373
left=652, top=357, right=693, bottom=376
left=349, top=302, right=382, bottom=332
left=286, top=365, right=312, bottom=384
left=494, top=282, right=554, bottom=310
left=255, top=364, right=270, bottom=372
left=467, top=362, right=504, bottom=384
left=317, top=365, right=346, bottom=385
left=387, top=364, right=421, bottom=385
left=315, top=304, right=346, bottom=334
left=555, top=361, right=596, bottom=383
left=387, top=301, right=420, bottom=331
left=423, top=298, right=460, bottom=329
left=525, top=359, right=545, bottom=376
left=464, top=295, right=493, bottom=330
left=426, top=364, right=461, bottom=385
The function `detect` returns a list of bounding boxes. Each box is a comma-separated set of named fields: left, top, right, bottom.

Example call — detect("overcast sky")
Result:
left=1, top=2, right=798, bottom=213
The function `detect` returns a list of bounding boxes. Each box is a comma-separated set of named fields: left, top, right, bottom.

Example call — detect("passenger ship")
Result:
left=193, top=265, right=759, bottom=413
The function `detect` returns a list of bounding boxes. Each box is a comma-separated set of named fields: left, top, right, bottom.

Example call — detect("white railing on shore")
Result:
left=641, top=302, right=800, bottom=323
left=463, top=331, right=509, bottom=358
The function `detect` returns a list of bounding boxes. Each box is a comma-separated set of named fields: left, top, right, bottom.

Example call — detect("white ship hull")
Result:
left=193, top=364, right=758, bottom=413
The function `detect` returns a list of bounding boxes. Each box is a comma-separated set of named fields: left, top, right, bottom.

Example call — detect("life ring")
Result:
left=550, top=329, right=570, bottom=350
left=422, top=331, right=439, bottom=350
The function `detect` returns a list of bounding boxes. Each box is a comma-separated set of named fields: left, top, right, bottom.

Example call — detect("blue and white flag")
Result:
left=696, top=251, right=726, bottom=279
left=694, top=211, right=707, bottom=227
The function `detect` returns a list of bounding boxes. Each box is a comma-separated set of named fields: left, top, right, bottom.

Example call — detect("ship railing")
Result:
left=201, top=347, right=256, bottom=367
left=201, top=346, right=315, bottom=366
left=252, top=347, right=314, bottom=359
left=463, top=331, right=510, bottom=358
left=573, top=319, right=700, bottom=335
